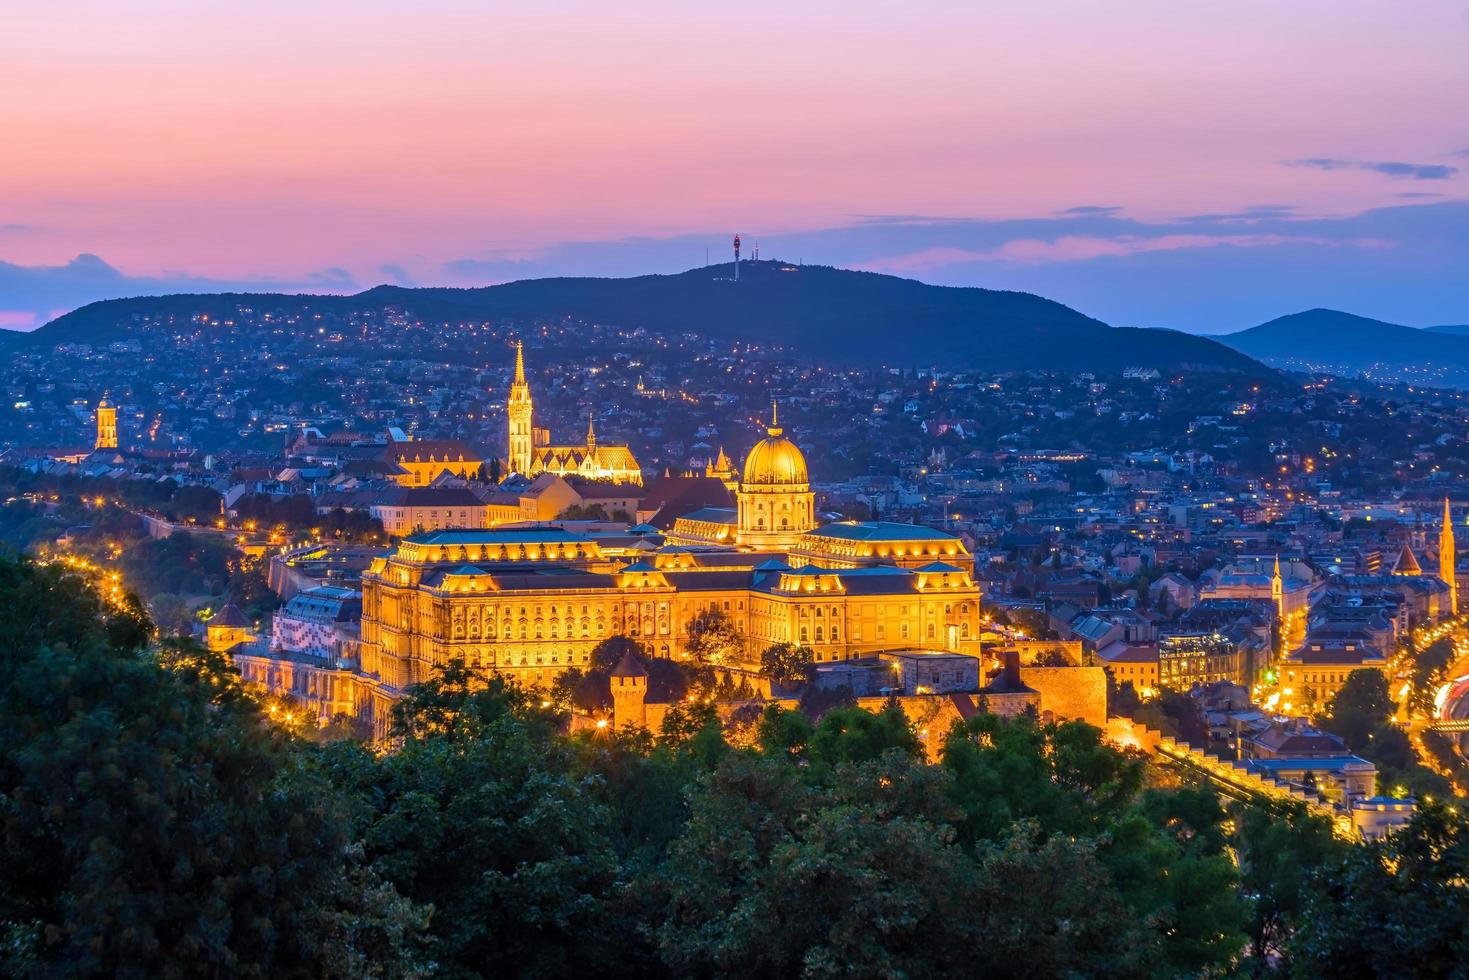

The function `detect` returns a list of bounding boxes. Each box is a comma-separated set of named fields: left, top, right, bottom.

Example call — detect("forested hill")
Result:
left=1217, top=308, right=1469, bottom=386
left=16, top=261, right=1262, bottom=374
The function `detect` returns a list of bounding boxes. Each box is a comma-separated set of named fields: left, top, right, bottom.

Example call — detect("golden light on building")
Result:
left=94, top=397, right=118, bottom=450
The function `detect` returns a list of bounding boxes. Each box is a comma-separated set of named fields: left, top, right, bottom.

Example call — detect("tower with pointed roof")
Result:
left=1270, top=555, right=1284, bottom=621
left=1441, top=498, right=1458, bottom=615
left=506, top=341, right=534, bottom=476
left=706, top=446, right=738, bottom=490
left=1393, top=542, right=1423, bottom=577
left=94, top=397, right=117, bottom=450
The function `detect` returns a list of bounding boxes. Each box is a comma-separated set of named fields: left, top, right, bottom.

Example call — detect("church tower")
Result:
left=95, top=397, right=117, bottom=450
left=1441, top=498, right=1458, bottom=615
left=1270, top=554, right=1284, bottom=621
left=506, top=341, right=534, bottom=476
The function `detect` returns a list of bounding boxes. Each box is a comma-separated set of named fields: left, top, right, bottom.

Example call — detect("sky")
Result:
left=2, top=0, right=1468, bottom=332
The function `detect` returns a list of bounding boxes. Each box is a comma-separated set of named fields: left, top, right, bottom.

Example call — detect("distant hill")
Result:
left=23, top=261, right=1261, bottom=373
left=1424, top=324, right=1469, bottom=336
left=1217, top=308, right=1469, bottom=385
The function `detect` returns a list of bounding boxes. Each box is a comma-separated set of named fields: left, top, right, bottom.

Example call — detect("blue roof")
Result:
left=677, top=506, right=737, bottom=524
left=405, top=527, right=589, bottom=545
left=915, top=561, right=965, bottom=573
left=1246, top=756, right=1373, bottom=774
left=805, top=520, right=959, bottom=542
left=621, top=560, right=659, bottom=572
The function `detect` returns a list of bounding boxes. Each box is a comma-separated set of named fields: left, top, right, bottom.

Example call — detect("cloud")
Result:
left=305, top=266, right=358, bottom=289
left=0, top=254, right=342, bottom=329
left=1287, top=158, right=1459, bottom=180
left=856, top=233, right=1387, bottom=272
left=1057, top=205, right=1121, bottom=216
left=1178, top=205, right=1300, bottom=223
left=1397, top=191, right=1446, bottom=199
left=2, top=223, right=30, bottom=233
left=849, top=214, right=975, bottom=225
left=1367, top=161, right=1458, bottom=179
left=378, top=263, right=417, bottom=287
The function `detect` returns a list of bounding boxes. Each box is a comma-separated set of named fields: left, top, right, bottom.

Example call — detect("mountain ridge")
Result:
left=13, top=261, right=1261, bottom=373
left=1216, top=308, right=1469, bottom=386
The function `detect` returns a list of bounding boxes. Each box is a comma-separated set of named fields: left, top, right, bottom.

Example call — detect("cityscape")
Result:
left=6, top=3, right=1469, bottom=977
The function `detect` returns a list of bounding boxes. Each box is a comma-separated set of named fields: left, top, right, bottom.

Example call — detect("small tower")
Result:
left=1392, top=543, right=1422, bottom=577
left=585, top=413, right=597, bottom=454
left=506, top=341, right=534, bottom=476
left=733, top=233, right=741, bottom=282
left=706, top=446, right=738, bottom=491
left=1441, top=498, right=1458, bottom=615
left=610, top=650, right=649, bottom=731
left=206, top=603, right=251, bottom=652
left=95, top=397, right=118, bottom=450
left=1270, top=555, right=1285, bottom=620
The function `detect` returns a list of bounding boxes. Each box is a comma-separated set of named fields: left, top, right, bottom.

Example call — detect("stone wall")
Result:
left=1024, top=665, right=1108, bottom=726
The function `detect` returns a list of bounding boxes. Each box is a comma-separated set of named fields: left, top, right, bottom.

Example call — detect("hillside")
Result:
left=1218, top=309, right=1469, bottom=386
left=1424, top=324, right=1469, bottom=336
left=22, top=261, right=1261, bottom=373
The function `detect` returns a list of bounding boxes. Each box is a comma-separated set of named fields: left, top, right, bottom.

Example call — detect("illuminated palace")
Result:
left=507, top=342, right=642, bottom=484
left=358, top=412, right=982, bottom=690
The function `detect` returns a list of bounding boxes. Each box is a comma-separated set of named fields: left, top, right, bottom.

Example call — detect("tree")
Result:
left=590, top=634, right=648, bottom=673
left=1231, top=801, right=1344, bottom=973
left=756, top=704, right=815, bottom=760
left=1316, top=669, right=1395, bottom=752
left=808, top=705, right=921, bottom=769
left=760, top=641, right=814, bottom=688
left=685, top=607, right=741, bottom=666
left=0, top=555, right=424, bottom=978
left=1293, top=802, right=1469, bottom=975
left=557, top=503, right=610, bottom=521
left=147, top=591, right=191, bottom=635
left=333, top=685, right=624, bottom=979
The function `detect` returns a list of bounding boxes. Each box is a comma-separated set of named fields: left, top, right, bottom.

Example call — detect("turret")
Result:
left=610, top=650, right=649, bottom=731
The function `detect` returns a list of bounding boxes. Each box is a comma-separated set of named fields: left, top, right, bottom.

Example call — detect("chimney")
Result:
left=1003, top=649, right=1022, bottom=688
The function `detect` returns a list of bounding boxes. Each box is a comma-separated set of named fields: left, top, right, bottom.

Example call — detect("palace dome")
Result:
left=742, top=405, right=808, bottom=486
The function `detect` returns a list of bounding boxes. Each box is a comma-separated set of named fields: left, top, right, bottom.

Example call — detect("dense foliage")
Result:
left=3, top=552, right=1467, bottom=977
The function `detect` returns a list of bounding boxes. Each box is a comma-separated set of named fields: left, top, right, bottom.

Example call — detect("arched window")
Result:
left=800, top=626, right=809, bottom=643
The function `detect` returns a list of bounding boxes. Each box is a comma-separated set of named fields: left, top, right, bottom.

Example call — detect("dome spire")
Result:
left=768, top=400, right=782, bottom=437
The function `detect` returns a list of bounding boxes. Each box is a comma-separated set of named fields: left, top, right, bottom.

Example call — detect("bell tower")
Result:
left=507, top=341, right=534, bottom=475
left=1441, top=498, right=1458, bottom=615
left=95, top=397, right=118, bottom=450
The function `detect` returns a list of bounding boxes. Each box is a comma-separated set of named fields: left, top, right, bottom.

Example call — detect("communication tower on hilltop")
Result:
left=733, top=234, right=741, bottom=281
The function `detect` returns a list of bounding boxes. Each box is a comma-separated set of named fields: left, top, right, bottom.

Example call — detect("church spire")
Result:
left=586, top=412, right=597, bottom=452
left=1442, top=498, right=1458, bottom=615
left=506, top=341, right=534, bottom=476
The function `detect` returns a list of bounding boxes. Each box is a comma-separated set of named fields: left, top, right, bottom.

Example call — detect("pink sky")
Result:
left=2, top=1, right=1467, bottom=294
